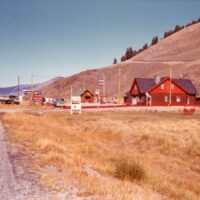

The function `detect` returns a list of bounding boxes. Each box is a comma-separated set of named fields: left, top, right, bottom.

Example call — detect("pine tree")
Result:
left=142, top=43, right=148, bottom=51
left=151, top=36, right=158, bottom=46
left=174, top=25, right=181, bottom=32
left=121, top=55, right=126, bottom=62
left=113, top=58, right=117, bottom=64
left=154, top=36, right=158, bottom=44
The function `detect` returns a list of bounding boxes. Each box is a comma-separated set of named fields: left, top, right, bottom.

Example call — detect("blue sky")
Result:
left=0, top=0, right=200, bottom=87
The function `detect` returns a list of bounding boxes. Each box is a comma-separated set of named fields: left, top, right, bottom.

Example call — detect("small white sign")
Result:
left=71, top=96, right=81, bottom=114
left=95, top=89, right=100, bottom=95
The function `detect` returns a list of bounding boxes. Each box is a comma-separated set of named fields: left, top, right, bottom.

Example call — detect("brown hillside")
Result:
left=42, top=22, right=200, bottom=99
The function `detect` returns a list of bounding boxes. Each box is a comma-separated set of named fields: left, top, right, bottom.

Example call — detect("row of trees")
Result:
left=163, top=18, right=200, bottom=39
left=113, top=18, right=200, bottom=64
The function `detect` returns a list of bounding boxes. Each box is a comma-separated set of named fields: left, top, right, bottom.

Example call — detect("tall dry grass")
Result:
left=3, top=111, right=200, bottom=200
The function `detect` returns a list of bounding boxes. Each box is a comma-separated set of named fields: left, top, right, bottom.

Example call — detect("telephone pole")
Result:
left=30, top=74, right=34, bottom=105
left=17, top=75, right=20, bottom=98
left=118, top=66, right=121, bottom=104
left=169, top=66, right=172, bottom=106
left=103, top=73, right=106, bottom=103
left=30, top=74, right=36, bottom=104
left=31, top=74, right=34, bottom=94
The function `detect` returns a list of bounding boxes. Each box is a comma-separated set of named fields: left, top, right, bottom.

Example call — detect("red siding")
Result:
left=81, top=91, right=94, bottom=103
left=150, top=79, right=185, bottom=94
left=126, top=78, right=197, bottom=106
left=151, top=93, right=195, bottom=106
left=130, top=81, right=139, bottom=95
left=149, top=79, right=195, bottom=106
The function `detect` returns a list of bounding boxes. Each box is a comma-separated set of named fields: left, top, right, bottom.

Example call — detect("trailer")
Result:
left=0, top=96, right=11, bottom=104
left=0, top=95, right=20, bottom=104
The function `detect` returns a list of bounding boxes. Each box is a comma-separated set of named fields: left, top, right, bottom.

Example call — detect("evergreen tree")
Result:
left=121, top=55, right=126, bottom=62
left=174, top=25, right=181, bottom=32
left=142, top=43, right=148, bottom=51
left=151, top=36, right=158, bottom=46
left=113, top=58, right=117, bottom=64
left=125, top=47, right=134, bottom=60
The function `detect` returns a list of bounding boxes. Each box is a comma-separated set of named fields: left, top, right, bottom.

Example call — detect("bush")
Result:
left=115, top=158, right=145, bottom=181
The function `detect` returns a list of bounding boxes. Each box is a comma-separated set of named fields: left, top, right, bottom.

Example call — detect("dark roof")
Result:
left=173, top=78, right=196, bottom=95
left=135, top=78, right=155, bottom=94
left=135, top=77, right=196, bottom=95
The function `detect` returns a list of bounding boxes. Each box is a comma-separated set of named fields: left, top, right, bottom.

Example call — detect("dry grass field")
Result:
left=2, top=111, right=200, bottom=200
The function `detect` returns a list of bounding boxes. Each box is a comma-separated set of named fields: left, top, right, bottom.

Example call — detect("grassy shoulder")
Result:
left=3, top=111, right=200, bottom=200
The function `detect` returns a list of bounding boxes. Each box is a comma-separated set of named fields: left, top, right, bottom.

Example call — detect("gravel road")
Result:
left=0, top=115, right=82, bottom=200
left=0, top=120, right=22, bottom=200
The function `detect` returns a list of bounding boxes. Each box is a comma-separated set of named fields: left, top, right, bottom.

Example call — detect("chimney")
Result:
left=154, top=75, right=161, bottom=84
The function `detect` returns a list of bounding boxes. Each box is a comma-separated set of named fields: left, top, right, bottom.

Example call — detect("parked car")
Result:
left=54, top=98, right=67, bottom=107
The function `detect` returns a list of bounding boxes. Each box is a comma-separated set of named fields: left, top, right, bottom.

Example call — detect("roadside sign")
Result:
left=95, top=89, right=100, bottom=95
left=32, top=91, right=43, bottom=104
left=71, top=96, right=81, bottom=114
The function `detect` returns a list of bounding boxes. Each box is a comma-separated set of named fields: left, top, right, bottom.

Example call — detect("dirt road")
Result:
left=0, top=120, right=22, bottom=200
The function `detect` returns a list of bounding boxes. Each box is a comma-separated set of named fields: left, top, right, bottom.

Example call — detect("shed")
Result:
left=72, top=90, right=94, bottom=103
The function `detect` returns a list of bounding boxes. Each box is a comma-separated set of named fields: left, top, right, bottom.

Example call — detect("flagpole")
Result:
left=103, top=73, right=106, bottom=103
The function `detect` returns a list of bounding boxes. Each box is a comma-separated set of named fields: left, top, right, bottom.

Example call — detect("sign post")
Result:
left=71, top=96, right=81, bottom=114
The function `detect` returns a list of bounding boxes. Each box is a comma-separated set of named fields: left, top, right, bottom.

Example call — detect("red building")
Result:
left=73, top=90, right=94, bottom=103
left=125, top=76, right=197, bottom=106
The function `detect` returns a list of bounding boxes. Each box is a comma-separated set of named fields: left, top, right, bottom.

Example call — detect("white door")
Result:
left=132, top=97, right=137, bottom=105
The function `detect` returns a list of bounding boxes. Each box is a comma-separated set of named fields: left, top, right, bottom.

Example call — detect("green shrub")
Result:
left=115, top=158, right=145, bottom=181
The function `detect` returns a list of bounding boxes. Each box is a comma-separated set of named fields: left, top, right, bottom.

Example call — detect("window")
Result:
left=176, top=96, right=181, bottom=102
left=171, top=84, right=174, bottom=89
left=161, top=84, right=164, bottom=89
left=164, top=96, right=169, bottom=102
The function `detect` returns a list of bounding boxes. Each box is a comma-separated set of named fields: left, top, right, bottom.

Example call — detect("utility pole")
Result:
left=30, top=74, right=36, bottom=104
left=17, top=75, right=20, bottom=98
left=103, top=73, right=106, bottom=103
left=71, top=85, right=73, bottom=99
left=31, top=74, right=34, bottom=94
left=169, top=66, right=172, bottom=106
left=118, top=66, right=121, bottom=104
left=30, top=74, right=34, bottom=105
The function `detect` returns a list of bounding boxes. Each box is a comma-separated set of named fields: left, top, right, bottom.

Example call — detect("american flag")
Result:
left=98, top=79, right=104, bottom=86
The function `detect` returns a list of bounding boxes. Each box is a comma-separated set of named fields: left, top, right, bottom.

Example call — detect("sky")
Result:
left=0, top=0, right=200, bottom=87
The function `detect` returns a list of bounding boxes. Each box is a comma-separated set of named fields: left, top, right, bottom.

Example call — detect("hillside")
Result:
left=42, top=22, right=200, bottom=99
left=0, top=77, right=64, bottom=96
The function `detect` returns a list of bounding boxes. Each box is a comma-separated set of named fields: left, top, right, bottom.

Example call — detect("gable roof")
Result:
left=134, top=78, right=156, bottom=94
left=173, top=78, right=196, bottom=95
left=133, top=77, right=196, bottom=95
left=72, top=89, right=94, bottom=97
left=81, top=90, right=94, bottom=97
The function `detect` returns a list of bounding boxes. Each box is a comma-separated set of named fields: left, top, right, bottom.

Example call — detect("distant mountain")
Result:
left=0, top=77, right=64, bottom=96
left=41, top=22, right=200, bottom=99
